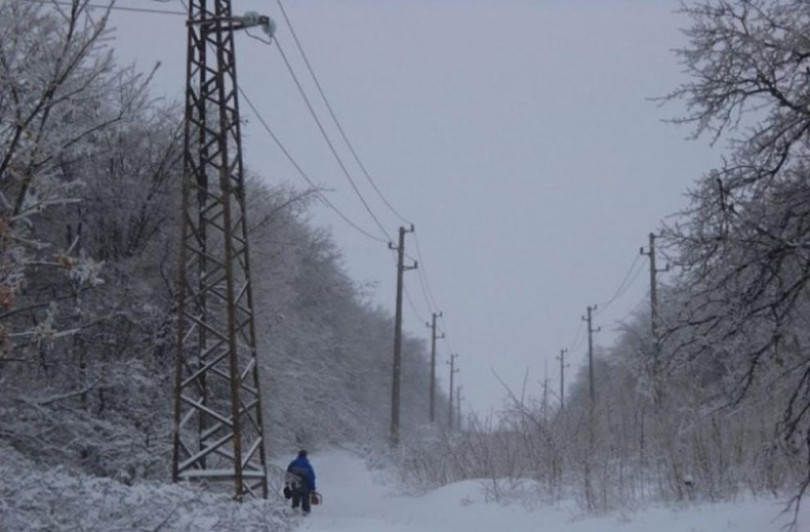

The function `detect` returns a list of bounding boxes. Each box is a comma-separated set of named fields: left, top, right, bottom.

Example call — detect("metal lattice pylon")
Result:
left=172, top=0, right=268, bottom=500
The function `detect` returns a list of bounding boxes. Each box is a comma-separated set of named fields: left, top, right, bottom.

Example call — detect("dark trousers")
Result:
left=292, top=487, right=311, bottom=513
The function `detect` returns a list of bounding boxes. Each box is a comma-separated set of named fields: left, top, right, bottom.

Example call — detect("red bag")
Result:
left=310, top=491, right=322, bottom=505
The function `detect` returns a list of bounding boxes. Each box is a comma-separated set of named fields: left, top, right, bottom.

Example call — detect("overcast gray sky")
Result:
left=110, top=0, right=720, bottom=417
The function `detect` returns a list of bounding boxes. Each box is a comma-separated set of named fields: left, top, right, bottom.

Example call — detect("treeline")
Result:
left=394, top=0, right=810, bottom=521
left=0, top=0, right=440, bottom=482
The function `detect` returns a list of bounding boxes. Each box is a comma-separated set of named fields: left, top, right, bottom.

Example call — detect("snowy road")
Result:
left=290, top=450, right=805, bottom=532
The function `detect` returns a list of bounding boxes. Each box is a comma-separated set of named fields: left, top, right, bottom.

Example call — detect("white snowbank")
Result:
left=294, top=449, right=808, bottom=532
left=0, top=442, right=292, bottom=531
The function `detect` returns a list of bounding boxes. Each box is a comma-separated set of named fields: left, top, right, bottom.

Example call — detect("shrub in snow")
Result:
left=0, top=442, right=293, bottom=532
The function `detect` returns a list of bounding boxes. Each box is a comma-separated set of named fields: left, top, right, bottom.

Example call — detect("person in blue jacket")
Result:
left=286, top=450, right=316, bottom=514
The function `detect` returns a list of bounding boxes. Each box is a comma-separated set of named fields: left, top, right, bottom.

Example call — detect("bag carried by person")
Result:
left=310, top=491, right=322, bottom=505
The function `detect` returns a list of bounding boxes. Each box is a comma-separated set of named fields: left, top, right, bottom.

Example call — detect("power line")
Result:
left=439, top=314, right=456, bottom=355
left=412, top=233, right=441, bottom=312
left=414, top=266, right=436, bottom=315
left=238, top=86, right=389, bottom=244
left=273, top=0, right=413, bottom=226
left=389, top=246, right=429, bottom=324
left=568, top=255, right=645, bottom=357
left=596, top=254, right=645, bottom=314
left=244, top=28, right=273, bottom=46
left=606, top=263, right=645, bottom=312
left=613, top=296, right=649, bottom=330
left=404, top=284, right=427, bottom=324
left=28, top=2, right=400, bottom=247
left=86, top=0, right=444, bottom=339
left=266, top=35, right=393, bottom=243
left=402, top=232, right=444, bottom=326
left=271, top=0, right=448, bottom=338
left=72, top=0, right=436, bottom=324
left=404, top=249, right=436, bottom=316
left=567, top=320, right=585, bottom=355
left=250, top=19, right=447, bottom=326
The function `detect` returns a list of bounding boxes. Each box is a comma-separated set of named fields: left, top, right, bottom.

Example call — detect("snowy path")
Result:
left=287, top=450, right=806, bottom=532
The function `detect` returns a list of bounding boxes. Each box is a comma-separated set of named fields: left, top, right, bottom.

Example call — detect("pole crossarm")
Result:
left=172, top=0, right=270, bottom=501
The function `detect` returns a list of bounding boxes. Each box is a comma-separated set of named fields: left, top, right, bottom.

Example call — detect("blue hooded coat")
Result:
left=287, top=453, right=316, bottom=492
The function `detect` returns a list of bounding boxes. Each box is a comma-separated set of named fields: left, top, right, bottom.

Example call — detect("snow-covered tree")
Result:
left=660, top=0, right=810, bottom=507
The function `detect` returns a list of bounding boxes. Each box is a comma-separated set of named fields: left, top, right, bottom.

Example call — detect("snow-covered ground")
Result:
left=3, top=443, right=807, bottom=531
left=0, top=442, right=293, bottom=532
left=292, top=450, right=808, bottom=532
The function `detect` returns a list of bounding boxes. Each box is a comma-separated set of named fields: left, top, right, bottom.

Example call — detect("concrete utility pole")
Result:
left=172, top=3, right=275, bottom=501
left=582, top=305, right=600, bottom=404
left=427, top=312, right=444, bottom=423
left=390, top=225, right=416, bottom=446
left=640, top=232, right=669, bottom=406
left=448, top=353, right=459, bottom=429
left=542, top=360, right=549, bottom=422
left=456, top=385, right=462, bottom=431
left=557, top=348, right=569, bottom=410
left=582, top=304, right=600, bottom=511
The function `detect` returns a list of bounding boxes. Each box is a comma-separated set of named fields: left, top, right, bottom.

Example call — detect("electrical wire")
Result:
left=404, top=284, right=427, bottom=324
left=414, top=265, right=435, bottom=316
left=77, top=0, right=437, bottom=322
left=273, top=0, right=413, bottom=226
left=439, top=314, right=457, bottom=355
left=258, top=1, right=446, bottom=340
left=268, top=36, right=393, bottom=243
left=48, top=0, right=449, bottom=340
left=567, top=320, right=585, bottom=355
left=72, top=0, right=663, bottom=405
left=239, top=86, right=389, bottom=244
left=412, top=232, right=441, bottom=313
left=244, top=28, right=272, bottom=45
left=388, top=242, right=429, bottom=325
left=171, top=7, right=392, bottom=247
left=596, top=254, right=645, bottom=314
left=189, top=2, right=390, bottom=244
left=404, top=249, right=435, bottom=316
left=271, top=0, right=451, bottom=336
left=611, top=296, right=649, bottom=331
